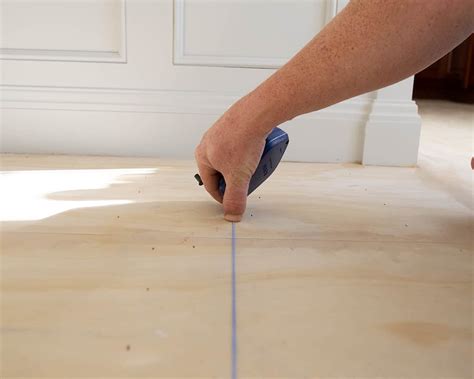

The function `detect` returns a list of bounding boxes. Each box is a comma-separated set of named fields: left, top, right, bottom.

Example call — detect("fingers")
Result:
left=223, top=179, right=249, bottom=222
left=196, top=161, right=223, bottom=203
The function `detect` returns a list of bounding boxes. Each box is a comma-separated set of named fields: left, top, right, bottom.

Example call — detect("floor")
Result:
left=416, top=100, right=473, bottom=210
left=1, top=100, right=472, bottom=378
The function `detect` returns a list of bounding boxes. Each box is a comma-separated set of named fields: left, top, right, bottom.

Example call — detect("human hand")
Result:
left=195, top=96, right=270, bottom=222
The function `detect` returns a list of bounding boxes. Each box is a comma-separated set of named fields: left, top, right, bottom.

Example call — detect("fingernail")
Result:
left=224, top=213, right=242, bottom=222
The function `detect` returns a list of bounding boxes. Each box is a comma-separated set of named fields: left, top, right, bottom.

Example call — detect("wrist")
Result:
left=231, top=92, right=280, bottom=139
left=241, top=72, right=299, bottom=135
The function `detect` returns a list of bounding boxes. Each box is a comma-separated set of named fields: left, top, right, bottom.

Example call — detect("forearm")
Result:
left=242, top=0, right=474, bottom=135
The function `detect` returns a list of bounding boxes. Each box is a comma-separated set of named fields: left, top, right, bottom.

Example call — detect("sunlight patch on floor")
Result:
left=0, top=168, right=157, bottom=221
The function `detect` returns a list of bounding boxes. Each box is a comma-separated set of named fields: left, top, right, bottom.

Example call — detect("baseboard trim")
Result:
left=1, top=85, right=421, bottom=165
left=362, top=99, right=422, bottom=167
left=1, top=85, right=373, bottom=119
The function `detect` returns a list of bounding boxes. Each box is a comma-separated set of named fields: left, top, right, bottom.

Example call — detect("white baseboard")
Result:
left=1, top=85, right=421, bottom=165
left=363, top=99, right=422, bottom=167
left=1, top=85, right=372, bottom=162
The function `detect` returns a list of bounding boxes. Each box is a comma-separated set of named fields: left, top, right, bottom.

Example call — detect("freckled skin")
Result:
left=195, top=0, right=474, bottom=222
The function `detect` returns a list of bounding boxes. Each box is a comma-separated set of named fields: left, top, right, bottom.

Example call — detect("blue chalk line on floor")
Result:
left=231, top=222, right=237, bottom=379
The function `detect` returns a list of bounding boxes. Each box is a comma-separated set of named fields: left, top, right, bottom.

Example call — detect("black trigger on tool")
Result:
left=194, top=174, right=203, bottom=186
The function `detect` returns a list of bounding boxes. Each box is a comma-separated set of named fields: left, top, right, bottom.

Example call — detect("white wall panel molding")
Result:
left=1, top=0, right=420, bottom=165
left=0, top=0, right=127, bottom=63
left=174, top=0, right=338, bottom=69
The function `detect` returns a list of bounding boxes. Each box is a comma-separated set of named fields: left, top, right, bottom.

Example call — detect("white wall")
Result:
left=0, top=0, right=421, bottom=166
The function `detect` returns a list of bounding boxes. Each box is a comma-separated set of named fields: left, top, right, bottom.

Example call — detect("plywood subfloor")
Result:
left=1, top=151, right=472, bottom=377
left=417, top=99, right=473, bottom=210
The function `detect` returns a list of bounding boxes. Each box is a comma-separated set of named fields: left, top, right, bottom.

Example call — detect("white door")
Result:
left=1, top=0, right=421, bottom=165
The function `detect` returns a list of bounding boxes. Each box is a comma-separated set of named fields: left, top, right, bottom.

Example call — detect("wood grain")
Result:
left=1, top=153, right=472, bottom=377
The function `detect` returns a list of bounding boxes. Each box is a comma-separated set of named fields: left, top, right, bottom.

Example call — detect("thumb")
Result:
left=223, top=179, right=249, bottom=222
